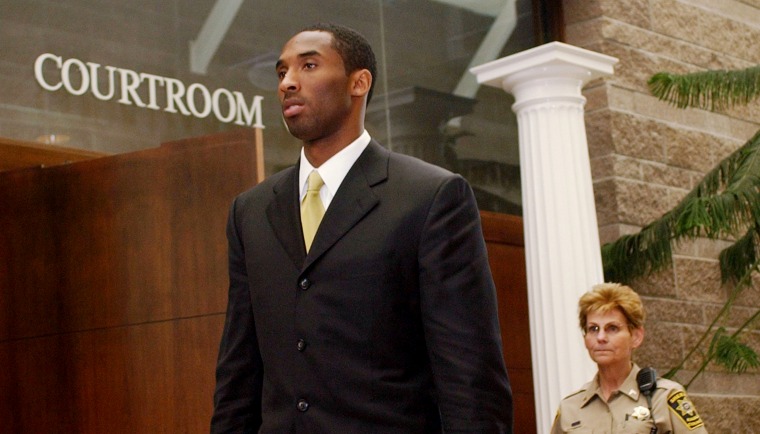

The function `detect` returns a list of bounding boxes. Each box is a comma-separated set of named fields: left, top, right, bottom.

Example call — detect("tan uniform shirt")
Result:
left=550, top=365, right=708, bottom=433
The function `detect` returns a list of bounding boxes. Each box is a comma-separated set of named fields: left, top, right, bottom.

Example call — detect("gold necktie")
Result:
left=301, top=171, right=325, bottom=252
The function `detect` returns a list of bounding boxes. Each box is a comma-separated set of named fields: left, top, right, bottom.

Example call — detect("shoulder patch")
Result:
left=667, top=390, right=704, bottom=430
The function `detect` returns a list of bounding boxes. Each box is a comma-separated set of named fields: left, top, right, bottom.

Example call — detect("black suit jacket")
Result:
left=211, top=140, right=513, bottom=433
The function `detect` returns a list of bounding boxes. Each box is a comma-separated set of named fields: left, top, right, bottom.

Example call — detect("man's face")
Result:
left=276, top=31, right=353, bottom=142
left=583, top=308, right=643, bottom=369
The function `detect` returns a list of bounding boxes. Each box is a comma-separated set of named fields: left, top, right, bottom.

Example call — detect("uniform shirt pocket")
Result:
left=619, top=417, right=656, bottom=433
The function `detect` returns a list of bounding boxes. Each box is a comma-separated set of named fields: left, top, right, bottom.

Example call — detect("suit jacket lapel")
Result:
left=265, top=166, right=306, bottom=269
left=303, top=141, right=389, bottom=270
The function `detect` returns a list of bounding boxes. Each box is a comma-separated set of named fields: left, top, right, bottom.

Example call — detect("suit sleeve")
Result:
left=210, top=198, right=263, bottom=434
left=417, top=175, right=514, bottom=433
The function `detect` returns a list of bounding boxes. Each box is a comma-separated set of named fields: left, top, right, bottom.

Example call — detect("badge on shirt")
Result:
left=667, top=390, right=704, bottom=429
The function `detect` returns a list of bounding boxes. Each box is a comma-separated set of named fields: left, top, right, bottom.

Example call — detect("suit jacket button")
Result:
left=297, top=339, right=307, bottom=352
left=299, top=278, right=310, bottom=290
left=297, top=399, right=309, bottom=412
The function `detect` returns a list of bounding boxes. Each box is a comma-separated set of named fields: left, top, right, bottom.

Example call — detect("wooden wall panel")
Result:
left=0, top=315, right=225, bottom=433
left=0, top=138, right=106, bottom=172
left=481, top=210, right=535, bottom=434
left=0, top=134, right=533, bottom=433
left=0, top=129, right=261, bottom=433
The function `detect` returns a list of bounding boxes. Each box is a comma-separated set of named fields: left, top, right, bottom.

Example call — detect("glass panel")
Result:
left=0, top=0, right=546, bottom=214
left=372, top=0, right=535, bottom=214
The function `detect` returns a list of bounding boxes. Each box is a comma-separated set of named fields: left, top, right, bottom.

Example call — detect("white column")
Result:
left=471, top=42, right=618, bottom=434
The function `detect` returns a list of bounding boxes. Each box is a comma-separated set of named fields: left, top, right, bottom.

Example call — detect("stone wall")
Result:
left=564, top=0, right=760, bottom=432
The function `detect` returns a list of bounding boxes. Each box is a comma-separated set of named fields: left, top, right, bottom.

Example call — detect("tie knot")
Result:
left=307, top=171, right=324, bottom=192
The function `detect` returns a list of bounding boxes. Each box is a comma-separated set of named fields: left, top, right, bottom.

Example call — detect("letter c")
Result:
left=34, top=53, right=63, bottom=91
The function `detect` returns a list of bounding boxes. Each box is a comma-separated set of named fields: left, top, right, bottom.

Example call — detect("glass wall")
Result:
left=0, top=0, right=556, bottom=214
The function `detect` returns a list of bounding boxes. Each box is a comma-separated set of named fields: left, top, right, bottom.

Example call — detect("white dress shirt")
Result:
left=298, top=130, right=371, bottom=210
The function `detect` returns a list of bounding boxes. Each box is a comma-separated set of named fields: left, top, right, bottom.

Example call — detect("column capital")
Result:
left=470, top=41, right=618, bottom=94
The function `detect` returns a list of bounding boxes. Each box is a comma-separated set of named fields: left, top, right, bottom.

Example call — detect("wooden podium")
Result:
left=0, top=130, right=263, bottom=433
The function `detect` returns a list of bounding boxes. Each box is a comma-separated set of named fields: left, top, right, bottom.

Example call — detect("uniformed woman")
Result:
left=550, top=283, right=708, bottom=433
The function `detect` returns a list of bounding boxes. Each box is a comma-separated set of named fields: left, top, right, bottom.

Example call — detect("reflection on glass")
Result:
left=0, top=0, right=546, bottom=214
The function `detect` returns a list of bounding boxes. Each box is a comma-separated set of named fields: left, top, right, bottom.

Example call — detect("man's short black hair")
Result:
left=300, top=23, right=377, bottom=105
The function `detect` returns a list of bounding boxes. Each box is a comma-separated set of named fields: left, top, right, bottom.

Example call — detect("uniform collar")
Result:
left=581, top=363, right=642, bottom=407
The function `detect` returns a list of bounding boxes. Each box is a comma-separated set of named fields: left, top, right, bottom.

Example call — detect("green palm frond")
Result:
left=649, top=65, right=760, bottom=111
left=710, top=327, right=760, bottom=374
left=602, top=130, right=760, bottom=283
left=719, top=227, right=760, bottom=283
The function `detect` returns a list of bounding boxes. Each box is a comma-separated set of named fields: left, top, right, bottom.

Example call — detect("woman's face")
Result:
left=584, top=308, right=644, bottom=369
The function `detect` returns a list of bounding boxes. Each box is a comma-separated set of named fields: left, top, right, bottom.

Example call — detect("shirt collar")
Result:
left=581, top=363, right=641, bottom=407
left=298, top=130, right=371, bottom=208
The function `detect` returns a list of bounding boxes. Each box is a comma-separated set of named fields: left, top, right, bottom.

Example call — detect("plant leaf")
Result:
left=648, top=65, right=760, bottom=111
left=712, top=329, right=760, bottom=374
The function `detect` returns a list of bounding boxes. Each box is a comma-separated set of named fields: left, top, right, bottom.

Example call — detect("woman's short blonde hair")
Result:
left=578, top=283, right=645, bottom=333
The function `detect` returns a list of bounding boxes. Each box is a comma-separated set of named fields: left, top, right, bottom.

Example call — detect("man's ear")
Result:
left=350, top=69, right=372, bottom=99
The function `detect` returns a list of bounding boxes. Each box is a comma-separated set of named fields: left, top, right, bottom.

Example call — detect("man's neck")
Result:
left=303, top=126, right=363, bottom=168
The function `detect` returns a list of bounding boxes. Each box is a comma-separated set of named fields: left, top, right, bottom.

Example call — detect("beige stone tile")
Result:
left=606, top=87, right=759, bottom=146
left=694, top=395, right=760, bottom=433
left=674, top=258, right=726, bottom=303
left=589, top=154, right=615, bottom=179
left=597, top=16, right=756, bottom=73
left=631, top=93, right=686, bottom=125
left=673, top=238, right=735, bottom=260
left=612, top=155, right=643, bottom=180
left=610, top=112, right=667, bottom=162
left=600, top=42, right=670, bottom=94
left=592, top=179, right=619, bottom=225
left=565, top=18, right=605, bottom=48
left=679, top=325, right=714, bottom=371
left=617, top=180, right=679, bottom=225
left=605, top=86, right=637, bottom=112
left=734, top=279, right=760, bottom=308
left=631, top=271, right=678, bottom=297
left=585, top=109, right=614, bottom=157
left=562, top=0, right=603, bottom=25
left=597, top=222, right=642, bottom=245
left=665, top=368, right=700, bottom=389
left=700, top=238, right=735, bottom=260
left=597, top=223, right=620, bottom=245
left=698, top=371, right=760, bottom=395
left=582, top=84, right=610, bottom=112
left=739, top=0, right=760, bottom=8
left=664, top=128, right=726, bottom=172
left=729, top=119, right=760, bottom=142
left=636, top=320, right=686, bottom=368
left=599, top=0, right=651, bottom=28
left=672, top=239, right=701, bottom=258
left=640, top=161, right=693, bottom=189
left=742, top=329, right=760, bottom=353
left=643, top=296, right=705, bottom=324
left=703, top=304, right=760, bottom=330
left=685, top=0, right=760, bottom=28
left=651, top=0, right=760, bottom=63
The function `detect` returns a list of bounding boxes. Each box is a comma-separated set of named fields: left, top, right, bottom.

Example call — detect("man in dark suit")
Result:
left=210, top=23, right=513, bottom=433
